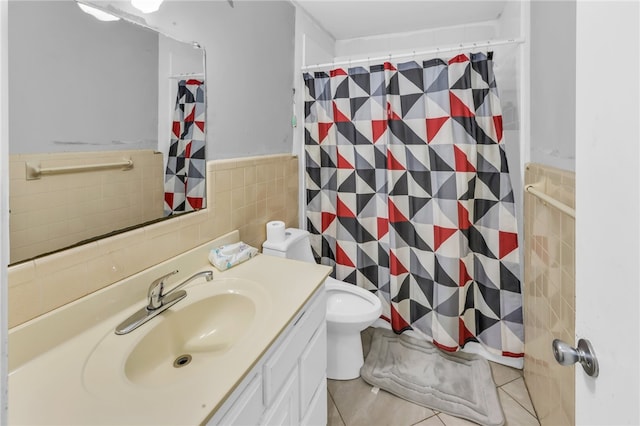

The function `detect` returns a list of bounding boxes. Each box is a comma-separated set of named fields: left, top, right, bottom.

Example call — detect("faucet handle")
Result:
left=147, top=270, right=178, bottom=310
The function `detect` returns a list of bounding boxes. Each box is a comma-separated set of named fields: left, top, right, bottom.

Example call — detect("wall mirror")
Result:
left=8, top=0, right=206, bottom=265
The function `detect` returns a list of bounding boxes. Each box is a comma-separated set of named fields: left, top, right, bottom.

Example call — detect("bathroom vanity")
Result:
left=8, top=231, right=331, bottom=425
left=207, top=286, right=327, bottom=425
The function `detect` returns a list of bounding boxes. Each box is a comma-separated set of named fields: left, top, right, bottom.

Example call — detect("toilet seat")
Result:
left=325, top=277, right=382, bottom=325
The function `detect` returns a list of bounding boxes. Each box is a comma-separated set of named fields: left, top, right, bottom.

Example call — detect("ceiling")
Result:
left=294, top=1, right=508, bottom=41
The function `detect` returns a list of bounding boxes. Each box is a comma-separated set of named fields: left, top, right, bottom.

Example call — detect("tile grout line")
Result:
left=520, top=376, right=541, bottom=420
left=492, top=364, right=524, bottom=387
left=497, top=386, right=539, bottom=421
left=499, top=379, right=540, bottom=419
left=409, top=412, right=441, bottom=426
left=328, top=387, right=348, bottom=426
left=492, top=372, right=540, bottom=424
left=494, top=375, right=520, bottom=391
left=433, top=414, right=447, bottom=426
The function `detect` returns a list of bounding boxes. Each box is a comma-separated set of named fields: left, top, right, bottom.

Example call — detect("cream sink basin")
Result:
left=125, top=292, right=256, bottom=386
left=82, top=276, right=271, bottom=394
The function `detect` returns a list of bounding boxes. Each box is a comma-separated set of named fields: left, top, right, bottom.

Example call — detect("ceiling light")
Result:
left=77, top=3, right=121, bottom=22
left=131, top=0, right=164, bottom=14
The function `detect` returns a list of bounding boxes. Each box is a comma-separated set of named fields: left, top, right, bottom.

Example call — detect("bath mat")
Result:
left=360, top=328, right=504, bottom=426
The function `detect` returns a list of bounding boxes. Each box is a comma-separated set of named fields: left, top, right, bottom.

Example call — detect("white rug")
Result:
left=360, top=328, right=504, bottom=426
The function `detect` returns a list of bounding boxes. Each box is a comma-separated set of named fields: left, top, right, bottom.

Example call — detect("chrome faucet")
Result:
left=115, top=269, right=215, bottom=335
left=147, top=270, right=179, bottom=310
left=147, top=270, right=214, bottom=310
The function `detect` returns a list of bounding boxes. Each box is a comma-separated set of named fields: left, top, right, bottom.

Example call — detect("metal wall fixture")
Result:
left=552, top=338, right=599, bottom=377
left=524, top=183, right=576, bottom=218
left=25, top=159, right=133, bottom=180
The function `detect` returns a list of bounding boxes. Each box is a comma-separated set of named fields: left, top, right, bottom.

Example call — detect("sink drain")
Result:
left=173, top=354, right=192, bottom=368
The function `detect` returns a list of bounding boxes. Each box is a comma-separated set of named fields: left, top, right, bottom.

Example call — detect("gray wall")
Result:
left=95, top=0, right=296, bottom=161
left=9, top=0, right=159, bottom=154
left=530, top=0, right=576, bottom=170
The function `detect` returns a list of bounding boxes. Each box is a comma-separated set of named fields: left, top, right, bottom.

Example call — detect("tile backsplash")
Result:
left=9, top=150, right=164, bottom=264
left=8, top=154, right=299, bottom=328
left=523, top=163, right=575, bottom=426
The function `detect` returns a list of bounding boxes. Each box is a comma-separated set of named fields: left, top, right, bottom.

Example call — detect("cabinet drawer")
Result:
left=263, top=290, right=326, bottom=406
left=299, top=323, right=327, bottom=417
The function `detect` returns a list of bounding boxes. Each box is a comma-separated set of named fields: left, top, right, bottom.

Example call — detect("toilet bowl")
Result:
left=325, top=277, right=382, bottom=379
left=262, top=228, right=382, bottom=380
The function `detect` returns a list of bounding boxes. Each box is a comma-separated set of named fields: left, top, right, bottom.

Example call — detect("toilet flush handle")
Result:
left=552, top=338, right=599, bottom=377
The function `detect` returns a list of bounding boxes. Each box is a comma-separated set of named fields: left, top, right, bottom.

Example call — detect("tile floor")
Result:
left=327, top=329, right=540, bottom=426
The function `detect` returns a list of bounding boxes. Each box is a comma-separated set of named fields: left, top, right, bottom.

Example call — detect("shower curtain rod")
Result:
left=168, top=72, right=205, bottom=80
left=301, top=38, right=525, bottom=72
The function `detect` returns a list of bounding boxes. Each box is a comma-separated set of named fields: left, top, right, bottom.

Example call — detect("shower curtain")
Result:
left=304, top=52, right=523, bottom=358
left=164, top=79, right=206, bottom=216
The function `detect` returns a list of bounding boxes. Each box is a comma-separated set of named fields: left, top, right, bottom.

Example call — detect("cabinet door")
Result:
left=208, top=373, right=263, bottom=426
left=263, top=290, right=325, bottom=406
left=301, top=381, right=328, bottom=426
left=299, top=323, right=327, bottom=418
left=262, top=370, right=299, bottom=426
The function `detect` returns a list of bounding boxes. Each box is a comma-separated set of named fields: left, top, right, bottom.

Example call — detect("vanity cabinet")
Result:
left=208, top=287, right=327, bottom=426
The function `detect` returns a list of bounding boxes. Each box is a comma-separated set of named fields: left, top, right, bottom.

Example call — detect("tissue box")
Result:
left=208, top=242, right=258, bottom=271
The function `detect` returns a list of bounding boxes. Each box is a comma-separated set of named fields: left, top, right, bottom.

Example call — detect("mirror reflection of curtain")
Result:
left=164, top=79, right=206, bottom=216
left=303, top=52, right=523, bottom=359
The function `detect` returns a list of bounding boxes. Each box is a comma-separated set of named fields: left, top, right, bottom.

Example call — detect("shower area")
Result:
left=296, top=0, right=526, bottom=366
left=293, top=1, right=575, bottom=425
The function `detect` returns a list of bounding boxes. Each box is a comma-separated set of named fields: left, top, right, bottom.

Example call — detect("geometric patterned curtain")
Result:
left=304, top=52, right=523, bottom=358
left=164, top=79, right=206, bottom=216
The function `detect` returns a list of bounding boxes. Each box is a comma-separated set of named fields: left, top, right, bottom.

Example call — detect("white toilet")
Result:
left=262, top=228, right=382, bottom=380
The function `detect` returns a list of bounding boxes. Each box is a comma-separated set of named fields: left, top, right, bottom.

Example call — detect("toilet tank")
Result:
left=262, top=228, right=316, bottom=264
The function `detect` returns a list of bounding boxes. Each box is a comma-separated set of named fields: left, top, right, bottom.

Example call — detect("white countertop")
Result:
left=8, top=231, right=331, bottom=425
